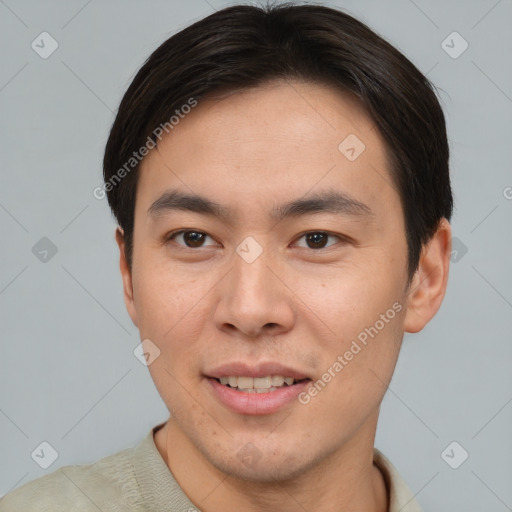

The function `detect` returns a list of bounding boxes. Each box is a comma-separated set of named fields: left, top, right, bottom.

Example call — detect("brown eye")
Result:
left=183, top=231, right=206, bottom=247
left=296, top=232, right=341, bottom=250
left=306, top=232, right=328, bottom=249
left=167, top=230, right=215, bottom=248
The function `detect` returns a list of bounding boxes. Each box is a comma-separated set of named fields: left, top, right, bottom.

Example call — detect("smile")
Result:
left=216, top=375, right=308, bottom=393
left=206, top=376, right=312, bottom=415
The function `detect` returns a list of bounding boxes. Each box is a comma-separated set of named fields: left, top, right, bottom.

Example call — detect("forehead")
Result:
left=173, top=80, right=382, bottom=156
left=136, top=80, right=398, bottom=222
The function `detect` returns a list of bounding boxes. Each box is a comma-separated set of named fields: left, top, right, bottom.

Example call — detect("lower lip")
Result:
left=206, top=378, right=311, bottom=415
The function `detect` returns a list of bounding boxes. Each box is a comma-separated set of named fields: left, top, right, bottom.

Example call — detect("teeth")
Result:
left=271, top=375, right=284, bottom=386
left=216, top=375, right=301, bottom=391
left=237, top=376, right=253, bottom=389
left=254, top=377, right=272, bottom=389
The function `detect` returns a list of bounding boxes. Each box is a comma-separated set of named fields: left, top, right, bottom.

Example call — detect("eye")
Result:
left=164, top=230, right=346, bottom=251
left=165, top=230, right=217, bottom=248
left=294, top=231, right=343, bottom=250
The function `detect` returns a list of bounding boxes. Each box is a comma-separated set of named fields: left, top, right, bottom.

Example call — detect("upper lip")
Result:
left=205, top=362, right=311, bottom=380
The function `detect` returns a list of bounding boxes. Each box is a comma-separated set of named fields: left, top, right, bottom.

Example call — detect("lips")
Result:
left=204, top=362, right=313, bottom=415
left=206, top=377, right=311, bottom=415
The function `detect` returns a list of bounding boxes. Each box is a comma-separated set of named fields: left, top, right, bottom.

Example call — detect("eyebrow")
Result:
left=147, top=189, right=374, bottom=224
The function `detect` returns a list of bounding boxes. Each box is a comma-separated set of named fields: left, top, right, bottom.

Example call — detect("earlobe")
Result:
left=115, top=227, right=139, bottom=327
left=403, top=219, right=452, bottom=333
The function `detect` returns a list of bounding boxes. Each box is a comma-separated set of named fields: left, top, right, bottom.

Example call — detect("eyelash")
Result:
left=164, top=229, right=348, bottom=251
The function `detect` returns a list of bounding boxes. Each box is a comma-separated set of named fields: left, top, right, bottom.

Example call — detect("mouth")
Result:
left=212, top=375, right=311, bottom=393
left=205, top=374, right=312, bottom=415
left=204, top=362, right=313, bottom=414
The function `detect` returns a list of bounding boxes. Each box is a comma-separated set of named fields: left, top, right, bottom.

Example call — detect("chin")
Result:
left=203, top=441, right=319, bottom=484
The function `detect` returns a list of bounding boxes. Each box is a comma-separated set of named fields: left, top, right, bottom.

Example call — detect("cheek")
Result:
left=296, top=258, right=401, bottom=334
left=295, top=257, right=406, bottom=401
left=131, top=258, right=215, bottom=383
left=131, top=255, right=205, bottom=337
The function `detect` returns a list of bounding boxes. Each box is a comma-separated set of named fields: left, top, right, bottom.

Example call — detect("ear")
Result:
left=403, top=218, right=452, bottom=333
left=115, top=227, right=138, bottom=327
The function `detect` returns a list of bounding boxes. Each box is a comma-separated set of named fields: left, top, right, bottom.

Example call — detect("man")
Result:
left=0, top=3, right=452, bottom=511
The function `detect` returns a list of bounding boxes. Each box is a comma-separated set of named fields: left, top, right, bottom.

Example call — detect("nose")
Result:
left=213, top=244, right=295, bottom=339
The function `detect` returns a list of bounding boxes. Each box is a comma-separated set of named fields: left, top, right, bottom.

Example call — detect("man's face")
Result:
left=123, top=80, right=412, bottom=481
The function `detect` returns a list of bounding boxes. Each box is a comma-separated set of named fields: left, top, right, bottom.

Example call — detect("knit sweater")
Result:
left=0, top=423, right=422, bottom=511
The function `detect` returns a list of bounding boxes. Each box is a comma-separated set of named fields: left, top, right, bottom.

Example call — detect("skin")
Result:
left=116, top=80, right=451, bottom=512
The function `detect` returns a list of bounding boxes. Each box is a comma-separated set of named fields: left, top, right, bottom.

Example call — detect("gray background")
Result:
left=1, top=0, right=511, bottom=509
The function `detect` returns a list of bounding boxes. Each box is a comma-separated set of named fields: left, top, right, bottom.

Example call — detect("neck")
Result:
left=154, top=416, right=388, bottom=512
